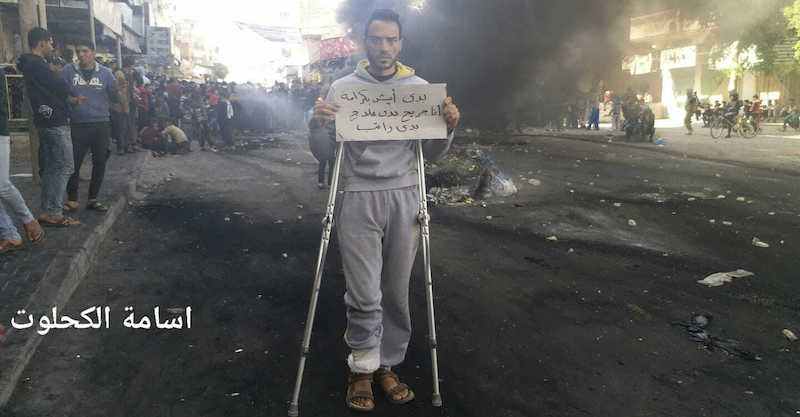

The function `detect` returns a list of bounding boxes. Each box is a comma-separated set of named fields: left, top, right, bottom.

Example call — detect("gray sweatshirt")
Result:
left=62, top=62, right=116, bottom=124
left=308, top=60, right=454, bottom=192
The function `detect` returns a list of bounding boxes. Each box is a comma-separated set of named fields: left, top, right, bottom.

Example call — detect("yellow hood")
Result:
left=356, top=59, right=415, bottom=81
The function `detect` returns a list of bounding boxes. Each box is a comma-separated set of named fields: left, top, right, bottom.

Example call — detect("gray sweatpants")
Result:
left=337, top=186, right=420, bottom=370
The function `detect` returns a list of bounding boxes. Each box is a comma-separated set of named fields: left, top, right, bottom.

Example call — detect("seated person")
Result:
left=139, top=121, right=165, bottom=153
left=161, top=119, right=190, bottom=154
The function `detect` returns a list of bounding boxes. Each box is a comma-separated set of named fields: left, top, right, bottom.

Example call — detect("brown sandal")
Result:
left=86, top=200, right=108, bottom=212
left=39, top=215, right=81, bottom=228
left=374, top=367, right=415, bottom=405
left=346, top=371, right=375, bottom=412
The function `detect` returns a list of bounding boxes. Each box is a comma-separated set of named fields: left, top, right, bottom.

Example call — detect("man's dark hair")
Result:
left=364, top=9, right=402, bottom=39
left=27, top=27, right=52, bottom=50
left=75, top=39, right=95, bottom=51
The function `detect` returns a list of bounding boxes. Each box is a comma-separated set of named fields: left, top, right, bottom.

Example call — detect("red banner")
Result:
left=310, top=37, right=358, bottom=63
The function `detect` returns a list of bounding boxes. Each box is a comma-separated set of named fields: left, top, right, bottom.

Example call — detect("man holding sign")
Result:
left=309, top=8, right=460, bottom=412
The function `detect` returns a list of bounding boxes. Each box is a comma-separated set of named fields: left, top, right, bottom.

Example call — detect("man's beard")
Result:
left=368, top=53, right=396, bottom=71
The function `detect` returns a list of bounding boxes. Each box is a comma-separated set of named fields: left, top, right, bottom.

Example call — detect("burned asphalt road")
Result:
left=3, top=133, right=799, bottom=417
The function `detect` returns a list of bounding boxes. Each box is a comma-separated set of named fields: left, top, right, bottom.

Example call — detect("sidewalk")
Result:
left=0, top=132, right=150, bottom=406
left=515, top=121, right=800, bottom=176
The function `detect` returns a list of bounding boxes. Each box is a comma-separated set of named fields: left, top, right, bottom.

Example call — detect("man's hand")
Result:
left=310, top=98, right=340, bottom=128
left=443, top=97, right=460, bottom=131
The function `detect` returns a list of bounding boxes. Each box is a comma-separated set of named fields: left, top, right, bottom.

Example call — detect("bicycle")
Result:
left=710, top=114, right=757, bottom=139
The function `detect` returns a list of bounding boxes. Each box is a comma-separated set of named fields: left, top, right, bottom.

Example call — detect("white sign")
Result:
left=661, top=46, right=696, bottom=70
left=333, top=84, right=448, bottom=141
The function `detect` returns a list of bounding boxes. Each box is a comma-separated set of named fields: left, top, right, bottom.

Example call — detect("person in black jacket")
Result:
left=216, top=90, right=234, bottom=151
left=17, top=28, right=82, bottom=227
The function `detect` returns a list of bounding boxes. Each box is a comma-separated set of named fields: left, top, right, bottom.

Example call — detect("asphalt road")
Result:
left=3, top=132, right=799, bottom=417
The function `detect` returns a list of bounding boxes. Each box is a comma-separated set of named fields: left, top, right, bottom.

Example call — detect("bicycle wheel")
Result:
left=741, top=121, right=757, bottom=138
left=710, top=117, right=725, bottom=138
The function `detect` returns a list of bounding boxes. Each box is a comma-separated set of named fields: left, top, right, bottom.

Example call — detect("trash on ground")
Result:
left=224, top=217, right=231, bottom=222
left=716, top=195, right=726, bottom=199
left=671, top=314, right=759, bottom=360
left=282, top=253, right=288, bottom=258
left=653, top=139, right=667, bottom=146
left=527, top=178, right=542, bottom=186
left=752, top=237, right=770, bottom=248
left=613, top=202, right=622, bottom=207
left=722, top=221, right=733, bottom=226
left=783, top=329, right=798, bottom=342
left=546, top=235, right=558, bottom=241
left=697, top=269, right=754, bottom=287
left=628, top=219, right=637, bottom=227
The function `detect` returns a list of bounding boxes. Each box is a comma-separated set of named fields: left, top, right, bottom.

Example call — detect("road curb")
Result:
left=0, top=151, right=151, bottom=408
left=505, top=132, right=800, bottom=178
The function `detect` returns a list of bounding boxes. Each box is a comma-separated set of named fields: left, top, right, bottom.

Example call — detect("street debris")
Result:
left=224, top=217, right=231, bottom=222
left=736, top=197, right=746, bottom=202
left=282, top=253, right=288, bottom=259
left=613, top=202, right=622, bottom=207
left=628, top=219, right=637, bottom=227
left=527, top=178, right=542, bottom=186
left=426, top=147, right=517, bottom=205
left=716, top=195, right=726, bottom=199
left=783, top=329, right=798, bottom=342
left=722, top=221, right=732, bottom=226
left=671, top=313, right=759, bottom=360
left=751, top=237, right=770, bottom=248
left=546, top=235, right=558, bottom=241
left=697, top=269, right=754, bottom=287
left=653, top=139, right=667, bottom=146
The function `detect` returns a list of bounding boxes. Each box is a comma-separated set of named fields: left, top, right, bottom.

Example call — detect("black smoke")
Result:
left=338, top=0, right=630, bottom=130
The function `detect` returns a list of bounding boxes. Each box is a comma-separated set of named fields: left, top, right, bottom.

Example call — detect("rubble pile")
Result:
left=426, top=146, right=517, bottom=206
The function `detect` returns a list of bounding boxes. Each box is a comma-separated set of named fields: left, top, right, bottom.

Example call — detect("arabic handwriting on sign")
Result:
left=401, top=93, right=428, bottom=104
left=372, top=89, right=397, bottom=105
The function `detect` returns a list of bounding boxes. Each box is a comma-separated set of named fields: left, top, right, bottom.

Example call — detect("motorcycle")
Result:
left=624, top=104, right=655, bottom=142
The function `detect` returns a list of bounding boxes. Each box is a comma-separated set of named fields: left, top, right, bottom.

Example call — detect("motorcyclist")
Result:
left=783, top=103, right=799, bottom=131
left=724, top=92, right=741, bottom=138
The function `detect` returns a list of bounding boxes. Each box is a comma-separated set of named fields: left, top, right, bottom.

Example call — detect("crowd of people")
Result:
left=1, top=26, right=329, bottom=256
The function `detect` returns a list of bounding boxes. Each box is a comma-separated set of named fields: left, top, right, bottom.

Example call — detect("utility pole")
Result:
left=88, top=0, right=97, bottom=49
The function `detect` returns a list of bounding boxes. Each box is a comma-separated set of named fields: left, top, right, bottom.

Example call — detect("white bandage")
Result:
left=346, top=346, right=380, bottom=374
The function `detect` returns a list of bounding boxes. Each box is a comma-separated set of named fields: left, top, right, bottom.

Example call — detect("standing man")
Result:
left=684, top=89, right=698, bottom=135
left=17, top=28, right=80, bottom=227
left=309, top=9, right=460, bottom=412
left=111, top=63, right=132, bottom=154
left=216, top=90, right=234, bottom=151
left=61, top=40, right=116, bottom=213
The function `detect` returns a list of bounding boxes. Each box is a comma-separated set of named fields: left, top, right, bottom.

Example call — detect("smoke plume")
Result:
left=338, top=0, right=630, bottom=129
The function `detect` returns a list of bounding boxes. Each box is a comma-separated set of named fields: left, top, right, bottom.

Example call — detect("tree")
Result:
left=211, top=63, right=229, bottom=81
left=784, top=0, right=800, bottom=60
left=667, top=0, right=794, bottom=73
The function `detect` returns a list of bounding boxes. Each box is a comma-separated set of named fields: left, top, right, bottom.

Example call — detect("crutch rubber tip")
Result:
left=288, top=403, right=299, bottom=417
left=432, top=393, right=443, bottom=407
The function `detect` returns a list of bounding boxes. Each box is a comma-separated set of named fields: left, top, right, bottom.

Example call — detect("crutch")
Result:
left=288, top=141, right=344, bottom=417
left=416, top=140, right=443, bottom=407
